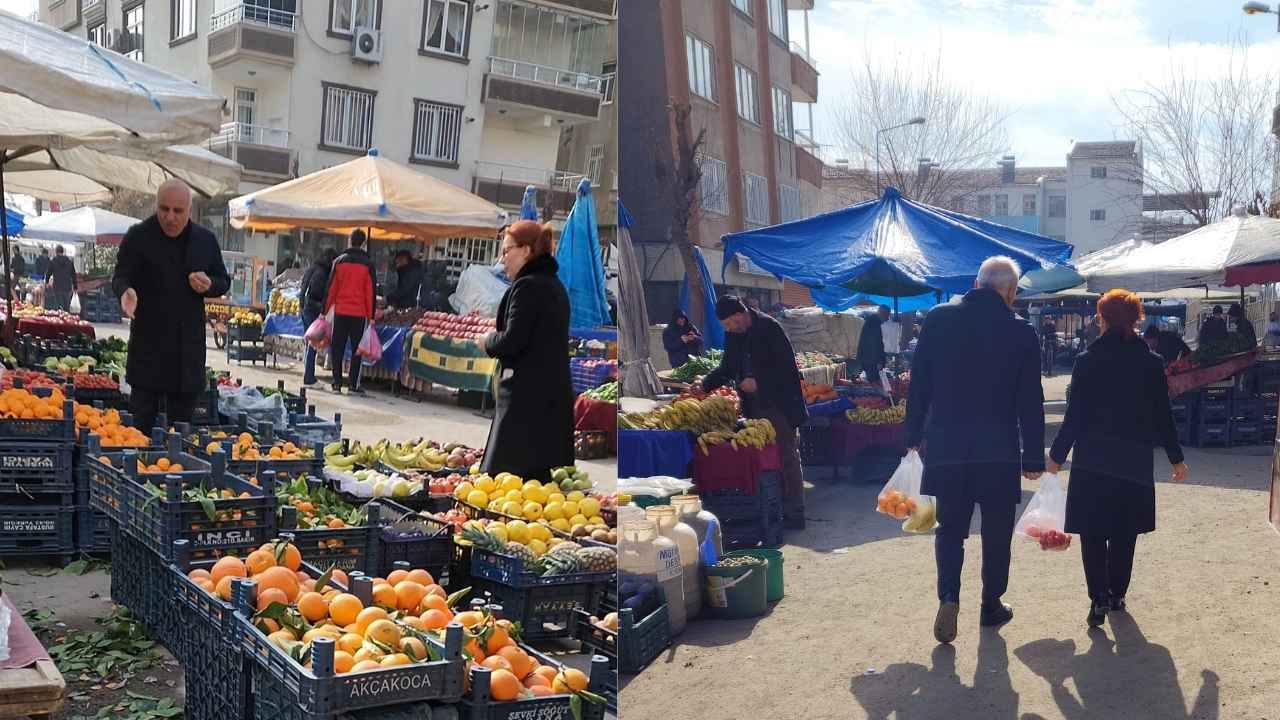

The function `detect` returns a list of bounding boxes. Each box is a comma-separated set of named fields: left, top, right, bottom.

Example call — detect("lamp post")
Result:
left=1243, top=1, right=1280, bottom=31
left=876, top=116, right=926, bottom=195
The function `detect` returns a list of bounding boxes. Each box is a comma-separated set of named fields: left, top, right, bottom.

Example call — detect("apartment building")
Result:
left=620, top=0, right=821, bottom=321
left=39, top=0, right=616, bottom=279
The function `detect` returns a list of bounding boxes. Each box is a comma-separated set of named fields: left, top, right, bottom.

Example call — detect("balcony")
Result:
left=796, top=144, right=823, bottom=189
left=206, top=123, right=294, bottom=183
left=207, top=3, right=296, bottom=69
left=790, top=42, right=818, bottom=103
left=483, top=57, right=604, bottom=125
left=787, top=0, right=815, bottom=8
left=471, top=162, right=587, bottom=217
left=532, top=0, right=616, bottom=17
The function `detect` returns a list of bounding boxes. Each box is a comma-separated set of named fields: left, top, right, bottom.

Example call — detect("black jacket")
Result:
left=1050, top=331, right=1183, bottom=536
left=1235, top=317, right=1257, bottom=347
left=49, top=255, right=75, bottom=292
left=34, top=254, right=50, bottom=279
left=857, top=313, right=887, bottom=366
left=906, top=288, right=1045, bottom=499
left=299, top=260, right=331, bottom=319
left=113, top=216, right=230, bottom=393
left=388, top=259, right=425, bottom=309
left=1198, top=316, right=1228, bottom=347
left=480, top=254, right=574, bottom=480
left=11, top=254, right=25, bottom=279
left=662, top=310, right=703, bottom=369
left=1150, top=331, right=1190, bottom=365
left=702, top=307, right=807, bottom=428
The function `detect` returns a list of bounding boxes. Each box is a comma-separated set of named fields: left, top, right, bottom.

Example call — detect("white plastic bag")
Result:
left=1014, top=473, right=1072, bottom=551
left=875, top=450, right=937, bottom=533
left=449, top=264, right=508, bottom=317
left=70, top=291, right=80, bottom=314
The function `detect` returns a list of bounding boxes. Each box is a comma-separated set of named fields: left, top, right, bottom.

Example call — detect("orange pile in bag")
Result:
left=74, top=404, right=150, bottom=447
left=0, top=387, right=66, bottom=420
left=876, top=489, right=917, bottom=520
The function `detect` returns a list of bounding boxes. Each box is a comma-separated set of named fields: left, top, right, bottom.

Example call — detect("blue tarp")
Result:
left=2, top=208, right=24, bottom=237
left=722, top=187, right=1075, bottom=301
left=520, top=186, right=538, bottom=221
left=678, top=246, right=725, bottom=350
left=555, top=179, right=611, bottom=329
left=810, top=286, right=940, bottom=313
left=264, top=313, right=305, bottom=337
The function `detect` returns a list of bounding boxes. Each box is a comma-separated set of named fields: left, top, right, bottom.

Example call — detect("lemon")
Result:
left=501, top=476, right=523, bottom=492
left=567, top=491, right=586, bottom=503
left=488, top=490, right=505, bottom=503
left=487, top=525, right=509, bottom=543
left=502, top=500, right=524, bottom=517
left=504, top=489, right=525, bottom=503
left=453, top=481, right=474, bottom=500
left=488, top=499, right=503, bottom=511
left=466, top=490, right=489, bottom=507
left=522, top=501, right=543, bottom=521
left=546, top=493, right=565, bottom=506
left=562, top=501, right=580, bottom=518
left=569, top=514, right=589, bottom=527
left=588, top=516, right=606, bottom=526
left=550, top=518, right=571, bottom=533
left=522, top=480, right=543, bottom=492
left=528, top=523, right=552, bottom=542
left=506, top=520, right=529, bottom=544
left=543, top=501, right=565, bottom=521
left=475, top=475, right=497, bottom=494
left=527, top=539, right=547, bottom=556
left=578, top=498, right=601, bottom=518
left=523, top=485, right=547, bottom=505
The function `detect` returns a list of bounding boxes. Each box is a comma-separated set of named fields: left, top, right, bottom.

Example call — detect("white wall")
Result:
left=477, top=118, right=564, bottom=173
left=1065, top=157, right=1143, bottom=256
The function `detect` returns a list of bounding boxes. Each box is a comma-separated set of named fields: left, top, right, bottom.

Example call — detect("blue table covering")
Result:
left=806, top=396, right=854, bottom=418
left=570, top=327, right=618, bottom=343
left=335, top=323, right=410, bottom=371
left=618, top=429, right=695, bottom=479
left=264, top=313, right=305, bottom=337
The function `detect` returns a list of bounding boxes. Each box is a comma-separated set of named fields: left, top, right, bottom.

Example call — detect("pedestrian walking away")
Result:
left=299, top=249, right=337, bottom=387
left=858, top=304, right=891, bottom=382
left=46, top=245, right=75, bottom=312
left=324, top=230, right=376, bottom=395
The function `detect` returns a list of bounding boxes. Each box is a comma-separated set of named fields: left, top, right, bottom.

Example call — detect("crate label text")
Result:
left=347, top=670, right=433, bottom=698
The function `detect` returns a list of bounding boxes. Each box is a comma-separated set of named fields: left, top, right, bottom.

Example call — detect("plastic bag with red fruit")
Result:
left=1014, top=473, right=1072, bottom=551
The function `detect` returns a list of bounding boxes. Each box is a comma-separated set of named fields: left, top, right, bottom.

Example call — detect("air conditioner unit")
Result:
left=351, top=26, right=383, bottom=64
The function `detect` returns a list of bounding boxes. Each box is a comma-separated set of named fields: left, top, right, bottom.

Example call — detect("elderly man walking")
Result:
left=905, top=256, right=1046, bottom=644
left=113, top=179, right=230, bottom=435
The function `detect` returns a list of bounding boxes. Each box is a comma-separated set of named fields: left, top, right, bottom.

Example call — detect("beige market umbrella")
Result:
left=229, top=149, right=508, bottom=240
left=3, top=170, right=111, bottom=206
left=6, top=144, right=241, bottom=198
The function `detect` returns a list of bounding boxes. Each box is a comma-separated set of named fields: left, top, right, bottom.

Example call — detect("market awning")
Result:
left=5, top=144, right=240, bottom=198
left=20, top=206, right=140, bottom=245
left=555, top=179, right=611, bottom=329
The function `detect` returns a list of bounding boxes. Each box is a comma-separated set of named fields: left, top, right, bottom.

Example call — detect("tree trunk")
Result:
left=670, top=102, right=708, bottom=335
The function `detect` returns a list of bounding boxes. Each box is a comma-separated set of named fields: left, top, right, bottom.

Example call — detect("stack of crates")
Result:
left=702, top=470, right=783, bottom=550
left=1263, top=393, right=1278, bottom=444
left=1171, top=393, right=1194, bottom=447
left=0, top=388, right=76, bottom=563
left=1194, top=386, right=1232, bottom=447
left=1230, top=388, right=1263, bottom=446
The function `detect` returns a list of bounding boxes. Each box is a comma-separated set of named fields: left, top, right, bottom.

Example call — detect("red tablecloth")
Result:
left=573, top=396, right=617, bottom=453
left=691, top=442, right=780, bottom=494
left=2, top=593, right=51, bottom=670
left=831, top=419, right=907, bottom=464
left=16, top=319, right=95, bottom=341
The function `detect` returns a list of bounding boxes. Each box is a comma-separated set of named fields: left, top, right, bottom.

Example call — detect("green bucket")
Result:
left=704, top=556, right=768, bottom=619
left=726, top=548, right=784, bottom=602
left=632, top=493, right=673, bottom=509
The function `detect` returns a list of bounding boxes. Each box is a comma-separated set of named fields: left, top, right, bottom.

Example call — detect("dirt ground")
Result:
left=621, top=375, right=1280, bottom=720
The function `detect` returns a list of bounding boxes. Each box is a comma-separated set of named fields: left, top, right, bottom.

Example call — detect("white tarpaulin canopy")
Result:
left=21, top=206, right=140, bottom=244
left=1086, top=208, right=1280, bottom=292
left=2, top=169, right=111, bottom=205
left=229, top=150, right=508, bottom=240
left=5, top=144, right=240, bottom=198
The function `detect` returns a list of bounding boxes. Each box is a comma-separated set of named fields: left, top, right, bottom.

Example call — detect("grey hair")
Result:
left=157, top=178, right=192, bottom=202
left=976, top=256, right=1021, bottom=291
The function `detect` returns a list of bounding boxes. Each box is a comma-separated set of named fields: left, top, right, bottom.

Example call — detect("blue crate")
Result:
left=700, top=471, right=782, bottom=524
left=0, top=502, right=75, bottom=558
left=374, top=503, right=453, bottom=580
left=0, top=396, right=74, bottom=441
left=469, top=577, right=608, bottom=640
left=0, top=441, right=73, bottom=495
left=617, top=602, right=671, bottom=674
left=570, top=358, right=617, bottom=395
left=109, top=523, right=178, bottom=648
left=76, top=506, right=111, bottom=553
left=461, top=653, right=611, bottom=720
left=572, top=609, right=618, bottom=712
left=470, top=546, right=615, bottom=589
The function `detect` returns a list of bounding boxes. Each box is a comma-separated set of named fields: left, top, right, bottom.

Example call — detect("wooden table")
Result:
left=0, top=594, right=64, bottom=719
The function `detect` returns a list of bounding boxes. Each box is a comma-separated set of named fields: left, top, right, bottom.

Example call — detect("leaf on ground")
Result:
left=63, top=559, right=91, bottom=575
left=26, top=567, right=59, bottom=577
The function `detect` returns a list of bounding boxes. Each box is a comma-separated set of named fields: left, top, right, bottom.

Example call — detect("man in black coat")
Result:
left=1228, top=303, right=1257, bottom=347
left=702, top=296, right=809, bottom=528
left=34, top=248, right=50, bottom=280
left=113, top=179, right=230, bottom=435
left=1198, top=305, right=1228, bottom=348
left=1143, top=325, right=1190, bottom=365
left=387, top=250, right=425, bottom=310
left=858, top=305, right=890, bottom=381
left=906, top=256, right=1045, bottom=644
left=46, top=245, right=76, bottom=311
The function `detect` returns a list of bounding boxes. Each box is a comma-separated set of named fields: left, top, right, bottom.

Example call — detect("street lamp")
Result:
left=876, top=116, right=926, bottom=195
left=1243, top=1, right=1280, bottom=31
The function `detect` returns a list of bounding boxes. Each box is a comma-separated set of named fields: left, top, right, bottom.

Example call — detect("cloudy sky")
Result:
left=803, top=0, right=1280, bottom=166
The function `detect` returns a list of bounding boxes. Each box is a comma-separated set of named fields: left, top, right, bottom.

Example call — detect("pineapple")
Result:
left=575, top=546, right=617, bottom=573
left=504, top=541, right=538, bottom=565
left=537, top=551, right=584, bottom=577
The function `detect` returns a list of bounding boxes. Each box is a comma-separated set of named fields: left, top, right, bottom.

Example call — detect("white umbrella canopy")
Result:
left=2, top=169, right=111, bottom=205
left=21, top=206, right=140, bottom=244
left=6, top=144, right=241, bottom=198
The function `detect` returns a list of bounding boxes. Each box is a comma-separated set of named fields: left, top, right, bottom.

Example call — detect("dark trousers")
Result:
left=748, top=406, right=804, bottom=519
left=862, top=362, right=883, bottom=383
left=330, top=314, right=366, bottom=390
left=47, top=289, right=71, bottom=312
left=301, top=311, right=319, bottom=385
left=130, top=387, right=197, bottom=437
left=1080, top=534, right=1138, bottom=601
left=933, top=464, right=1019, bottom=606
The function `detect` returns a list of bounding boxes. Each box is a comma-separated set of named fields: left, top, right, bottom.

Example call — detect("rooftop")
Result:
left=1069, top=141, right=1138, bottom=160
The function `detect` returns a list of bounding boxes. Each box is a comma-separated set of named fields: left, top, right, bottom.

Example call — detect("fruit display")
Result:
left=574, top=430, right=611, bottom=459
left=5, top=304, right=94, bottom=332
left=275, top=475, right=366, bottom=530
left=324, top=438, right=481, bottom=474
left=268, top=289, right=301, bottom=316
left=333, top=468, right=423, bottom=499
left=852, top=395, right=891, bottom=410
left=0, top=387, right=66, bottom=419
left=0, top=346, right=16, bottom=368
left=670, top=350, right=723, bottom=382
left=1189, top=333, right=1255, bottom=367
left=876, top=488, right=937, bottom=532
left=696, top=418, right=776, bottom=454
left=74, top=405, right=150, bottom=447
left=890, top=371, right=911, bottom=399
left=1023, top=524, right=1072, bottom=551
left=590, top=612, right=619, bottom=636
left=429, top=507, right=471, bottom=532
left=617, top=395, right=737, bottom=433
left=795, top=351, right=835, bottom=370
left=42, top=354, right=96, bottom=374
left=802, top=381, right=839, bottom=404
left=846, top=401, right=907, bottom=425
left=398, top=470, right=464, bottom=496
left=452, top=468, right=605, bottom=532
left=459, top=524, right=617, bottom=575
left=374, top=307, right=425, bottom=326
left=203, top=432, right=314, bottom=461
left=228, top=309, right=264, bottom=326
left=69, top=373, right=119, bottom=391
left=674, top=384, right=738, bottom=407
left=0, top=369, right=59, bottom=391
left=582, top=380, right=618, bottom=403
left=411, top=311, right=496, bottom=342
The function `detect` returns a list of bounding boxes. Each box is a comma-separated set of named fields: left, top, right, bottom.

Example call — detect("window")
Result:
left=977, top=194, right=991, bottom=216
left=171, top=0, right=196, bottom=40
left=600, top=61, right=616, bottom=104
left=410, top=99, right=461, bottom=165
left=124, top=4, right=144, bottom=61
left=699, top=157, right=729, bottom=215
left=950, top=196, right=965, bottom=212
left=994, top=194, right=1008, bottom=216
left=767, top=0, right=787, bottom=40
left=772, top=87, right=792, bottom=139
left=744, top=172, right=769, bottom=225
left=686, top=34, right=715, bottom=101
left=779, top=185, right=802, bottom=222
left=241, top=0, right=297, bottom=30
left=234, top=88, right=256, bottom=139
left=421, top=0, right=468, bottom=57
left=88, top=21, right=105, bottom=46
left=585, top=145, right=605, bottom=186
left=735, top=64, right=759, bottom=124
left=321, top=84, right=376, bottom=153
left=1023, top=193, right=1036, bottom=216
left=1090, top=166, right=1107, bottom=179
left=331, top=0, right=378, bottom=35
left=731, top=0, right=751, bottom=15
left=1090, top=209, right=1106, bottom=221
left=1048, top=195, right=1066, bottom=218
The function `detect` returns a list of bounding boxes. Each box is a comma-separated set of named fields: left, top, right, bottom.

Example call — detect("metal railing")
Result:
left=474, top=161, right=587, bottom=190
left=488, top=57, right=604, bottom=95
left=210, top=3, right=297, bottom=33
left=210, top=122, right=291, bottom=149
left=82, top=0, right=102, bottom=7
left=789, top=41, right=817, bottom=69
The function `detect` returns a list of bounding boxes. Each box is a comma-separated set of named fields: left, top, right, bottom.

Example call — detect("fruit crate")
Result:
left=187, top=423, right=324, bottom=484
left=257, top=380, right=308, bottom=416
left=469, top=576, right=607, bottom=640
left=374, top=505, right=453, bottom=580
left=469, top=545, right=615, bottom=589
left=75, top=506, right=111, bottom=553
left=0, top=394, right=74, bottom=441
left=18, top=333, right=97, bottom=369
left=573, top=430, right=612, bottom=460
left=721, top=510, right=783, bottom=551
left=0, top=441, right=73, bottom=495
left=461, top=654, right=611, bottom=720
left=0, top=502, right=76, bottom=559
left=190, top=378, right=221, bottom=426
left=1231, top=420, right=1261, bottom=446
left=798, top=421, right=833, bottom=466
left=228, top=323, right=264, bottom=342
left=1194, top=420, right=1230, bottom=448
left=699, top=471, right=782, bottom=524
left=279, top=408, right=344, bottom=447
left=571, top=610, right=618, bottom=711
left=1232, top=397, right=1263, bottom=421
left=109, top=523, right=178, bottom=647
left=235, top=579, right=467, bottom=718
left=228, top=344, right=268, bottom=364
left=276, top=492, right=387, bottom=575
left=67, top=383, right=126, bottom=409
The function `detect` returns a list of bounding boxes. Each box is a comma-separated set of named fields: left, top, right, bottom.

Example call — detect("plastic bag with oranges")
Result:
left=874, top=450, right=937, bottom=533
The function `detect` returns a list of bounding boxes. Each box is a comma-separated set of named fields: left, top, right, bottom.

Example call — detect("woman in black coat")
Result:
left=662, top=309, right=703, bottom=368
left=1047, top=289, right=1189, bottom=627
left=299, top=249, right=337, bottom=386
left=480, top=220, right=574, bottom=483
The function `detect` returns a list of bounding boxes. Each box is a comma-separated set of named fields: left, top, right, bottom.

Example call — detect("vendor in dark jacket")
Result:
left=905, top=256, right=1045, bottom=644
left=1047, top=289, right=1188, bottom=627
left=1228, top=303, right=1257, bottom=347
left=857, top=305, right=890, bottom=381
left=113, top=179, right=230, bottom=435
left=388, top=250, right=425, bottom=309
left=1198, top=305, right=1228, bottom=348
left=662, top=309, right=703, bottom=369
left=1142, top=325, right=1190, bottom=365
left=701, top=296, right=809, bottom=528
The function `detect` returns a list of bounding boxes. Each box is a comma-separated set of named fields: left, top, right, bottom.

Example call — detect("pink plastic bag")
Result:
left=357, top=323, right=382, bottom=363
left=305, top=313, right=332, bottom=350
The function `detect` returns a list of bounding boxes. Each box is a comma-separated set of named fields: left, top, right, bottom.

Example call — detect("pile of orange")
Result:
left=0, top=388, right=65, bottom=420
left=876, top=489, right=917, bottom=520
left=74, top=404, right=150, bottom=447
left=444, top=608, right=590, bottom=701
left=211, top=432, right=311, bottom=461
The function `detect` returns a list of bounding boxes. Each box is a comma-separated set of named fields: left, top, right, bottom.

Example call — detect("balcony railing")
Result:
left=789, top=41, right=816, bottom=69
left=210, top=3, right=297, bottom=33
left=475, top=161, right=587, bottom=190
left=83, top=0, right=102, bottom=7
left=488, top=57, right=604, bottom=95
left=212, top=122, right=291, bottom=149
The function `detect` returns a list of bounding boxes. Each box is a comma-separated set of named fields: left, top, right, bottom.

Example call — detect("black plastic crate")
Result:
left=1231, top=421, right=1261, bottom=446
left=0, top=395, right=74, bottom=441
left=461, top=654, right=611, bottom=720
left=0, top=441, right=73, bottom=494
left=618, top=602, right=671, bottom=674
left=281, top=408, right=344, bottom=448
left=374, top=504, right=453, bottom=580
left=228, top=323, right=264, bottom=342
left=469, top=576, right=607, bottom=640
left=1232, top=397, right=1263, bottom=421
left=571, top=611, right=618, bottom=712
left=109, top=523, right=178, bottom=647
left=258, top=380, right=307, bottom=416
left=469, top=546, right=615, bottom=590
left=228, top=345, right=268, bottom=364
left=798, top=422, right=833, bottom=466
left=76, top=506, right=111, bottom=553
left=187, top=423, right=323, bottom=486
left=700, top=471, right=782, bottom=524
left=1195, top=422, right=1230, bottom=447
left=277, top=501, right=379, bottom=575
left=0, top=503, right=75, bottom=558
left=721, top=510, right=783, bottom=551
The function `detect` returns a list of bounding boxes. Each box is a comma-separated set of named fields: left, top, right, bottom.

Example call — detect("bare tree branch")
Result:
left=670, top=101, right=709, bottom=334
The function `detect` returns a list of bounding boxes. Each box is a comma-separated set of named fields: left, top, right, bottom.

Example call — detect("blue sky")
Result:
left=802, top=0, right=1280, bottom=165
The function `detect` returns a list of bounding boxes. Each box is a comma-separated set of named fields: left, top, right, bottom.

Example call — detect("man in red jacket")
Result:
left=324, top=229, right=376, bottom=395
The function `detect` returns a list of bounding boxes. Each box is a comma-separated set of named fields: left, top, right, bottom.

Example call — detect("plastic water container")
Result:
left=620, top=519, right=686, bottom=636
left=670, top=494, right=724, bottom=565
left=647, top=505, right=702, bottom=621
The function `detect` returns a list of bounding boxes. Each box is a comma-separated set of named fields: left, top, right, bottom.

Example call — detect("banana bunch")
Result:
left=324, top=438, right=451, bottom=471
left=617, top=395, right=739, bottom=434
left=847, top=402, right=907, bottom=426
left=901, top=498, right=938, bottom=533
left=697, top=418, right=776, bottom=454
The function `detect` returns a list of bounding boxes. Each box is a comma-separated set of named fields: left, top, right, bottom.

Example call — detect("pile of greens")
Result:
left=583, top=381, right=618, bottom=402
left=1190, top=334, right=1256, bottom=366
left=671, top=349, right=724, bottom=382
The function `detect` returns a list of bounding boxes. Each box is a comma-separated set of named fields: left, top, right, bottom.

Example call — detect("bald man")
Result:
left=112, top=180, right=230, bottom=435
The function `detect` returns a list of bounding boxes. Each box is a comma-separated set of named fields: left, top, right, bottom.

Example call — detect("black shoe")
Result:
left=302, top=380, right=317, bottom=388
left=934, top=601, right=959, bottom=643
left=979, top=602, right=1014, bottom=627
left=350, top=387, right=368, bottom=396
left=1109, top=595, right=1126, bottom=612
left=330, top=384, right=342, bottom=394
left=1088, top=599, right=1109, bottom=627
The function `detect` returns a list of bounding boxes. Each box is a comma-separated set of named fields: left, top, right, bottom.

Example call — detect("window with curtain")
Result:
left=171, top=0, right=196, bottom=40
left=331, top=0, right=378, bottom=35
left=767, top=0, right=787, bottom=40
left=124, top=4, right=144, bottom=61
left=421, top=0, right=468, bottom=57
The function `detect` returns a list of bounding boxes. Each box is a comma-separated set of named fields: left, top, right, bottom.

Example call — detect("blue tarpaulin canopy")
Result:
left=722, top=187, right=1075, bottom=304
left=678, top=246, right=725, bottom=350
left=2, top=208, right=23, bottom=237
left=555, top=179, right=611, bottom=329
left=520, top=185, right=538, bottom=221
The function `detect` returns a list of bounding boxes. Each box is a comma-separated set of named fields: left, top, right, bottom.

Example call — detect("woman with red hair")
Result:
left=1047, top=289, right=1188, bottom=627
